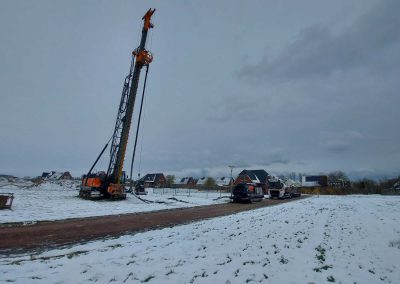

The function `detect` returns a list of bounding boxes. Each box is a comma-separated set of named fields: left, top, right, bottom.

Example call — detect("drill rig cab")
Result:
left=79, top=9, right=155, bottom=200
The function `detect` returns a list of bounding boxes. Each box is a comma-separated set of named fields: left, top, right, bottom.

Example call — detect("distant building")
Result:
left=41, top=172, right=51, bottom=178
left=234, top=169, right=270, bottom=194
left=301, top=175, right=328, bottom=187
left=196, top=177, right=207, bottom=186
left=391, top=180, right=400, bottom=191
left=44, top=171, right=73, bottom=180
left=216, top=177, right=233, bottom=188
left=138, top=173, right=167, bottom=188
left=175, top=177, right=196, bottom=187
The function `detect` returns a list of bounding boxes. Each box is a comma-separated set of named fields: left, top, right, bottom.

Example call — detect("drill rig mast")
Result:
left=79, top=9, right=155, bottom=200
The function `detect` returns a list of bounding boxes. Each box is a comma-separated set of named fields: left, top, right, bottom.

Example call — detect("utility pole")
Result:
left=228, top=165, right=235, bottom=199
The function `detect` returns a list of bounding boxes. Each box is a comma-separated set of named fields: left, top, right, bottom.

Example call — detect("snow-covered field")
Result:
left=0, top=179, right=230, bottom=224
left=1, top=195, right=399, bottom=283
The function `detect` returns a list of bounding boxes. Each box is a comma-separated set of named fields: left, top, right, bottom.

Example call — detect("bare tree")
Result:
left=166, top=175, right=175, bottom=188
left=204, top=177, right=216, bottom=189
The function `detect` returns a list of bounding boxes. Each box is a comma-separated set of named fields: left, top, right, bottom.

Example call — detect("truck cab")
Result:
left=268, top=177, right=290, bottom=199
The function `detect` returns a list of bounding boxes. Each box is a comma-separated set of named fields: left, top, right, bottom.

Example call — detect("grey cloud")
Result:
left=322, top=142, right=351, bottom=153
left=320, top=130, right=364, bottom=153
left=238, top=0, right=400, bottom=82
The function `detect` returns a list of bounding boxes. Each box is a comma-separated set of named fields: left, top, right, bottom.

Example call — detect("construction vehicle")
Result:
left=0, top=193, right=14, bottom=209
left=232, top=183, right=264, bottom=203
left=268, top=177, right=301, bottom=199
left=79, top=9, right=156, bottom=200
left=268, top=177, right=289, bottom=199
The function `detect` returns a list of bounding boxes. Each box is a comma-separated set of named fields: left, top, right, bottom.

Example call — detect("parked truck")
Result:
left=268, top=177, right=301, bottom=199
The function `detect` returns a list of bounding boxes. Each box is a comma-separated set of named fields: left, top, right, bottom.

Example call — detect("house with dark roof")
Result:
left=216, top=177, right=233, bottom=188
left=234, top=169, right=270, bottom=194
left=41, top=172, right=51, bottom=178
left=196, top=177, right=207, bottom=186
left=174, top=177, right=196, bottom=188
left=43, top=171, right=73, bottom=180
left=138, top=173, right=166, bottom=188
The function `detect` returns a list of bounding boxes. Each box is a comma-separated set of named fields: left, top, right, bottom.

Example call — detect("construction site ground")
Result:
left=0, top=196, right=307, bottom=255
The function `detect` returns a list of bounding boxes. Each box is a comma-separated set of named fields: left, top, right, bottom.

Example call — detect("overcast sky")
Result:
left=1, top=0, right=399, bottom=180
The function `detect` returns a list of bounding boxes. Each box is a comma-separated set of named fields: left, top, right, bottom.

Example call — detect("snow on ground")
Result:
left=1, top=195, right=400, bottom=284
left=0, top=180, right=230, bottom=224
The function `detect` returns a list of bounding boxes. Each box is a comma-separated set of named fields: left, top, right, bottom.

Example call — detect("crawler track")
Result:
left=0, top=196, right=307, bottom=254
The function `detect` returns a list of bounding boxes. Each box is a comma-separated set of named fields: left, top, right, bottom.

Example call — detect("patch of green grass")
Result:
left=280, top=256, right=289, bottom=264
left=141, top=275, right=155, bottom=283
left=327, top=275, right=335, bottom=282
left=315, top=245, right=326, bottom=254
left=316, top=254, right=325, bottom=262
left=234, top=269, right=240, bottom=277
left=123, top=272, right=134, bottom=283
left=67, top=250, right=88, bottom=259
left=315, top=245, right=326, bottom=263
left=389, top=239, right=400, bottom=249
left=243, top=260, right=255, bottom=265
left=313, top=265, right=333, bottom=272
left=190, top=271, right=208, bottom=283
left=108, top=244, right=123, bottom=249
left=9, top=260, right=22, bottom=265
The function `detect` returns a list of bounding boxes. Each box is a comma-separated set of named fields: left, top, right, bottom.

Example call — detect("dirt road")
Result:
left=0, top=197, right=307, bottom=254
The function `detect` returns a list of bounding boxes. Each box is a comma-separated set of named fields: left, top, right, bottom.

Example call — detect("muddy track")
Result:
left=0, top=196, right=308, bottom=255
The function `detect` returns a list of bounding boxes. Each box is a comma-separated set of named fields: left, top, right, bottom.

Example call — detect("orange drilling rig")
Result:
left=79, top=9, right=155, bottom=200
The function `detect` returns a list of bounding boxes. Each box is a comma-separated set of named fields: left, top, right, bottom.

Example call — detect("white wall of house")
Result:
left=301, top=176, right=320, bottom=187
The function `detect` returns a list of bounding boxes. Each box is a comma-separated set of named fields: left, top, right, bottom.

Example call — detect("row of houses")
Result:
left=137, top=170, right=271, bottom=191
left=175, top=176, right=234, bottom=187
left=38, top=169, right=352, bottom=191
left=137, top=173, right=235, bottom=188
left=37, top=169, right=270, bottom=189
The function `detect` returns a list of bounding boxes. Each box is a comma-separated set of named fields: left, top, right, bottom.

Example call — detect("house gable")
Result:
left=235, top=169, right=269, bottom=185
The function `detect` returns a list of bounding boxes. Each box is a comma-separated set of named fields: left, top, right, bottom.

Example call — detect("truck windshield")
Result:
left=269, top=181, right=283, bottom=189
